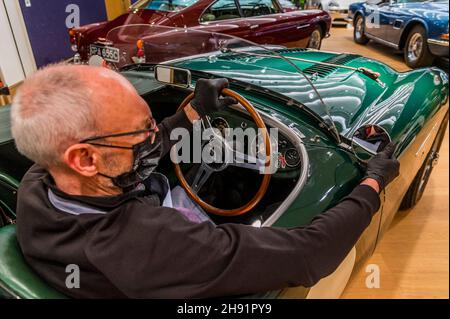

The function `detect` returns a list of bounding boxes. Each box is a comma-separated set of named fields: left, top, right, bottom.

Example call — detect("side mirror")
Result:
left=154, top=65, right=191, bottom=88
left=351, top=124, right=391, bottom=161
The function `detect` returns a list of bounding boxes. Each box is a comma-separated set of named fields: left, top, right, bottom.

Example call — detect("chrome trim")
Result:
left=227, top=103, right=308, bottom=227
left=297, top=23, right=311, bottom=29
left=365, top=33, right=399, bottom=49
left=427, top=38, right=449, bottom=47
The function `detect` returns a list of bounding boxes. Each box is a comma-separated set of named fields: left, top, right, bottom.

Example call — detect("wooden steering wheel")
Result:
left=172, top=88, right=272, bottom=216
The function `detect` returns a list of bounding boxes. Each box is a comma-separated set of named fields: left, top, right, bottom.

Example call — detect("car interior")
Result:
left=141, top=84, right=304, bottom=226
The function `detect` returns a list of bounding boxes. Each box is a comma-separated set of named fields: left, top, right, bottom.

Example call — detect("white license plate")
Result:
left=89, top=45, right=120, bottom=63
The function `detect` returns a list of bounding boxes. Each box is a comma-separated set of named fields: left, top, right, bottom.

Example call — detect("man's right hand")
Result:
left=364, top=142, right=400, bottom=192
left=190, top=78, right=237, bottom=117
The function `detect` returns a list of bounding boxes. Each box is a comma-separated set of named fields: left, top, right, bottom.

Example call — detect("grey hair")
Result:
left=11, top=64, right=97, bottom=168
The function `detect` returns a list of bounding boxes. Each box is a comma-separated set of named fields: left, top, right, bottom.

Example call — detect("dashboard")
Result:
left=141, top=84, right=308, bottom=226
left=209, top=109, right=302, bottom=173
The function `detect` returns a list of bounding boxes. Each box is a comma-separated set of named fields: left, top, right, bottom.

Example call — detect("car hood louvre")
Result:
left=302, top=53, right=360, bottom=78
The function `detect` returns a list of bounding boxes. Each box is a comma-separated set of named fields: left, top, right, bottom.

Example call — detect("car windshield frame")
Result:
left=104, top=24, right=342, bottom=142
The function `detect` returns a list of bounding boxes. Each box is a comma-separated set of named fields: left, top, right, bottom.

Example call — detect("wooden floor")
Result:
left=321, top=26, right=449, bottom=299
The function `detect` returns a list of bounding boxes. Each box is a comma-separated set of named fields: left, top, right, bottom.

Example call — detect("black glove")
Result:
left=190, top=78, right=237, bottom=117
left=365, top=142, right=400, bottom=191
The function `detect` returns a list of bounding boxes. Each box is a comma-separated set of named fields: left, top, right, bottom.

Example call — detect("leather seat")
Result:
left=0, top=225, right=67, bottom=299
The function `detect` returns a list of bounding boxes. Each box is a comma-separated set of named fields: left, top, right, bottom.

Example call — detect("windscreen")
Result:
left=104, top=24, right=340, bottom=141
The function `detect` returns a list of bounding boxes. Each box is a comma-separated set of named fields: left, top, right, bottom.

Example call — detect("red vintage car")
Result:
left=70, top=0, right=331, bottom=62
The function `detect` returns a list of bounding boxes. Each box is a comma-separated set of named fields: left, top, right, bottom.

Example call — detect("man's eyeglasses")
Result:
left=80, top=118, right=157, bottom=150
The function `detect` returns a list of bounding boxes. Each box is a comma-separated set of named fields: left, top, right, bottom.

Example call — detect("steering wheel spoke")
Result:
left=229, top=149, right=265, bottom=172
left=192, top=164, right=214, bottom=194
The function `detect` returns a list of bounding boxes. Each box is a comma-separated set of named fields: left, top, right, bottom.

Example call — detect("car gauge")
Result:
left=284, top=148, right=301, bottom=168
left=211, top=117, right=230, bottom=137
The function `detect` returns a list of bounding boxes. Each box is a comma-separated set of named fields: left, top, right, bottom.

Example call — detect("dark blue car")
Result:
left=349, top=0, right=449, bottom=68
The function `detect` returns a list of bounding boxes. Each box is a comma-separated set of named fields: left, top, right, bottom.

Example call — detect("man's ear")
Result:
left=63, top=144, right=100, bottom=177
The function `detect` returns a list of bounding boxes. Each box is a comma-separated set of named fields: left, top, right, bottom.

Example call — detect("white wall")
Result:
left=0, top=0, right=36, bottom=87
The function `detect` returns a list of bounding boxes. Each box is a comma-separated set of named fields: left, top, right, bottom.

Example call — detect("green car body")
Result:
left=0, top=46, right=448, bottom=299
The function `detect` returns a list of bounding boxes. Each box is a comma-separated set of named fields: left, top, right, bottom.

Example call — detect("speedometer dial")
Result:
left=284, top=148, right=301, bottom=168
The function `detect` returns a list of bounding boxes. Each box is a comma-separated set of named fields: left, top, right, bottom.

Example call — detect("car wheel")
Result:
left=400, top=113, right=448, bottom=210
left=404, top=25, right=434, bottom=68
left=353, top=15, right=369, bottom=45
left=307, top=26, right=323, bottom=50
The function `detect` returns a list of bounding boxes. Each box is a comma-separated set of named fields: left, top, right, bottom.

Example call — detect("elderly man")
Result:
left=11, top=64, right=399, bottom=298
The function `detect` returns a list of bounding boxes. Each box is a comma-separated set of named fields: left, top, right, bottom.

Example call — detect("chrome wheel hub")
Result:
left=355, top=18, right=363, bottom=39
left=407, top=33, right=423, bottom=62
left=308, top=30, right=321, bottom=49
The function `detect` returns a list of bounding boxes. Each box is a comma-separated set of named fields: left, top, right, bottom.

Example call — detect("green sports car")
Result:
left=0, top=25, right=448, bottom=299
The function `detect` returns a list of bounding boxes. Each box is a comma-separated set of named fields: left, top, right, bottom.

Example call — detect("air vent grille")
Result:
left=302, top=54, right=360, bottom=77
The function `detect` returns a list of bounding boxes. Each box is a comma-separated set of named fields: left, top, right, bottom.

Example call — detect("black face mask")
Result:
left=80, top=124, right=162, bottom=190
left=98, top=134, right=162, bottom=189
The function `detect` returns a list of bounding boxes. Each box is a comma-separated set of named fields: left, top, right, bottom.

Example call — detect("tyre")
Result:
left=400, top=113, right=448, bottom=210
left=353, top=15, right=369, bottom=45
left=307, top=26, right=323, bottom=50
left=404, top=25, right=434, bottom=68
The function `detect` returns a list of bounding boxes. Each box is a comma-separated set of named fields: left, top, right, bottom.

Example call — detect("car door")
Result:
left=197, top=0, right=252, bottom=40
left=364, top=0, right=391, bottom=40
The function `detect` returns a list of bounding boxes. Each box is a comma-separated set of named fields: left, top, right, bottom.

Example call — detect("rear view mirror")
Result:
left=154, top=65, right=191, bottom=88
left=351, top=124, right=391, bottom=161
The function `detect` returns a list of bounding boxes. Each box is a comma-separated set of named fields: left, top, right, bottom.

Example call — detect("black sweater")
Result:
left=16, top=111, right=380, bottom=298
